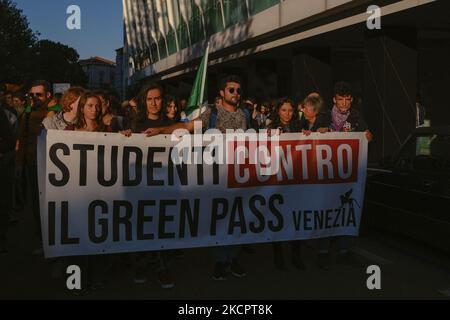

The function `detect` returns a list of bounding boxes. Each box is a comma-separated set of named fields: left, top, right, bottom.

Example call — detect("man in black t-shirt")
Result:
left=130, top=83, right=173, bottom=133
left=124, top=83, right=176, bottom=289
left=141, top=75, right=248, bottom=281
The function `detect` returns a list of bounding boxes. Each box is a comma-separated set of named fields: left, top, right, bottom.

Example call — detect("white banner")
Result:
left=38, top=130, right=368, bottom=258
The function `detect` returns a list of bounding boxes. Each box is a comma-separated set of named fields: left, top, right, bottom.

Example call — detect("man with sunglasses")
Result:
left=200, top=75, right=247, bottom=132
left=143, top=75, right=248, bottom=281
left=17, top=80, right=51, bottom=255
left=29, top=81, right=52, bottom=109
left=143, top=75, right=247, bottom=135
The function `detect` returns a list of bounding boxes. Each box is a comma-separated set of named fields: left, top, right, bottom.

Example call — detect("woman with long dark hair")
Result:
left=130, top=83, right=171, bottom=133
left=121, top=83, right=176, bottom=290
left=268, top=98, right=301, bottom=133
left=93, top=90, right=127, bottom=132
left=162, top=95, right=180, bottom=123
left=268, top=98, right=305, bottom=271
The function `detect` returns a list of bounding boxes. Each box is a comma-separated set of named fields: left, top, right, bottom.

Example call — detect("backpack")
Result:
left=242, top=107, right=252, bottom=129
left=208, top=106, right=218, bottom=129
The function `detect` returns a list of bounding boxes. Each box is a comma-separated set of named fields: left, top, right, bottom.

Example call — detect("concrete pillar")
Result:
left=364, top=28, right=418, bottom=163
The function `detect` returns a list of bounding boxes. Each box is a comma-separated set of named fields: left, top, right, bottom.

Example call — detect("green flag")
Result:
left=183, top=42, right=210, bottom=121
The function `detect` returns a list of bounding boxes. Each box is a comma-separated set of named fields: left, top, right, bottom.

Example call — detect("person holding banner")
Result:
left=268, top=98, right=305, bottom=270
left=329, top=82, right=373, bottom=141
left=122, top=83, right=176, bottom=289
left=63, top=92, right=121, bottom=293
left=65, top=93, right=108, bottom=132
left=268, top=98, right=301, bottom=134
left=42, top=87, right=86, bottom=280
left=94, top=90, right=127, bottom=132
left=17, top=80, right=52, bottom=255
left=139, top=75, right=248, bottom=281
left=299, top=94, right=331, bottom=135
left=42, top=87, right=86, bottom=131
left=317, top=82, right=373, bottom=270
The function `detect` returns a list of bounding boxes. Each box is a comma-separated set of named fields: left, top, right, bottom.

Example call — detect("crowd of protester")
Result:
left=0, top=76, right=372, bottom=294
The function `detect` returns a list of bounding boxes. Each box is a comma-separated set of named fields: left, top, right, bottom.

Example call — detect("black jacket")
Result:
left=0, top=106, right=16, bottom=154
left=299, top=112, right=331, bottom=131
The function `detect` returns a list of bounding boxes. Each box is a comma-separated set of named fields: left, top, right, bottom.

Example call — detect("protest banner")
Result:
left=38, top=130, right=368, bottom=258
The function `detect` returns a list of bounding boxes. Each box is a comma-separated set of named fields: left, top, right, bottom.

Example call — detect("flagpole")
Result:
left=199, top=42, right=210, bottom=107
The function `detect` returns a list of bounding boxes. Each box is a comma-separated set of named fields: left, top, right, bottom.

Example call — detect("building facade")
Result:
left=115, top=48, right=126, bottom=99
left=122, top=0, right=449, bottom=163
left=80, top=56, right=117, bottom=90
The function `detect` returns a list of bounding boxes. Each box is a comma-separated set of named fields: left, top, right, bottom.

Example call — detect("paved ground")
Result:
left=1, top=202, right=450, bottom=300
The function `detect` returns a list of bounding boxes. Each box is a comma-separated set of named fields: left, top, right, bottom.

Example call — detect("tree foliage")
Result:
left=31, top=40, right=88, bottom=86
left=0, top=0, right=37, bottom=83
left=0, top=0, right=87, bottom=86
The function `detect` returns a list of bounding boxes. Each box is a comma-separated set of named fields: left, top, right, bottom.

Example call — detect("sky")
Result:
left=14, top=0, right=123, bottom=61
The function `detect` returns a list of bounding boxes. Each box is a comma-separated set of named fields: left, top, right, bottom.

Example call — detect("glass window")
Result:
left=397, top=133, right=450, bottom=172
left=416, top=136, right=432, bottom=156
left=223, top=0, right=248, bottom=27
left=177, top=22, right=190, bottom=49
left=247, top=0, right=279, bottom=16
left=158, top=36, right=168, bottom=59
left=188, top=1, right=205, bottom=44
left=204, top=0, right=224, bottom=36
left=150, top=42, right=159, bottom=63
left=166, top=28, right=177, bottom=55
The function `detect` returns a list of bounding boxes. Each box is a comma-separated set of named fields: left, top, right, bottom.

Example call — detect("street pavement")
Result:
left=1, top=202, right=450, bottom=300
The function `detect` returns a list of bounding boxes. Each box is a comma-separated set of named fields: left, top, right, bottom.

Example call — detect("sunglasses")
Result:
left=227, top=88, right=242, bottom=95
left=29, top=92, right=44, bottom=97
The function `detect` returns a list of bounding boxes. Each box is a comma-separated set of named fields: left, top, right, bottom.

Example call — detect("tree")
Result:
left=0, top=1, right=87, bottom=87
left=31, top=40, right=88, bottom=86
left=0, top=0, right=37, bottom=83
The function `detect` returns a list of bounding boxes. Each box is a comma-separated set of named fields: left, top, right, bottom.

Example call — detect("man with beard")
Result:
left=17, top=80, right=51, bottom=255
left=143, top=75, right=247, bottom=281
left=143, top=75, right=247, bottom=135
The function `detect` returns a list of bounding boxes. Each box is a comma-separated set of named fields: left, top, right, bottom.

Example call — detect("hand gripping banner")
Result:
left=38, top=130, right=368, bottom=258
